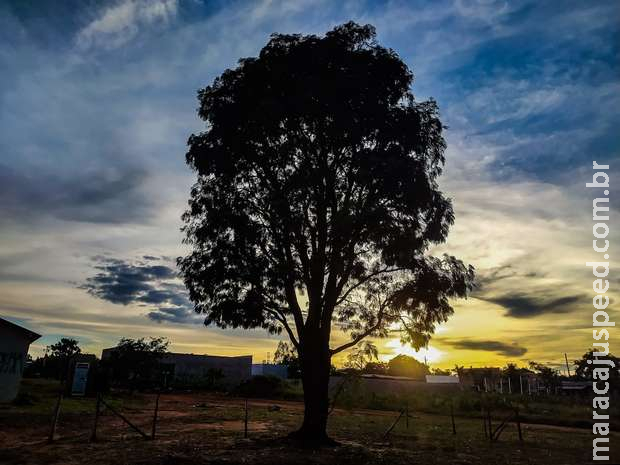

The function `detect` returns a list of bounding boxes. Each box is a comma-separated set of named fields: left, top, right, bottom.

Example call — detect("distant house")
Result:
left=0, top=317, right=41, bottom=402
left=101, top=348, right=252, bottom=387
left=251, top=363, right=288, bottom=379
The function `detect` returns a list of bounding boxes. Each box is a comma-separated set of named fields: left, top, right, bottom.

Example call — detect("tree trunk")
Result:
left=290, top=334, right=334, bottom=444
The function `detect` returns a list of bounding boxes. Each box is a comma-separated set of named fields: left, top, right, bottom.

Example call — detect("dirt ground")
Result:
left=0, top=391, right=616, bottom=465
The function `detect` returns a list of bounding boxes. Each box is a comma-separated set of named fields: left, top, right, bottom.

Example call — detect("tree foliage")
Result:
left=105, top=337, right=169, bottom=389
left=179, top=21, right=474, bottom=439
left=274, top=340, right=302, bottom=378
left=180, top=20, right=473, bottom=358
left=48, top=338, right=81, bottom=359
left=387, top=354, right=429, bottom=379
left=24, top=337, right=82, bottom=380
left=574, top=350, right=619, bottom=390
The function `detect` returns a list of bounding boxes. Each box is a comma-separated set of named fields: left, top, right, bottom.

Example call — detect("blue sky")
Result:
left=0, top=0, right=617, bottom=368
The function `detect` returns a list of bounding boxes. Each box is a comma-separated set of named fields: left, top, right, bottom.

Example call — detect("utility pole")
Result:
left=564, top=353, right=571, bottom=377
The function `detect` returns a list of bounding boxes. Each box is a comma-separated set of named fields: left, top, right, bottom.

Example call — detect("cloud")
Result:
left=478, top=293, right=584, bottom=318
left=76, top=0, right=179, bottom=50
left=0, top=164, right=152, bottom=225
left=443, top=339, right=527, bottom=356
left=81, top=256, right=199, bottom=324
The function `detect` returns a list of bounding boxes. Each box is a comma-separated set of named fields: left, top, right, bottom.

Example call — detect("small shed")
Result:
left=0, top=317, right=41, bottom=402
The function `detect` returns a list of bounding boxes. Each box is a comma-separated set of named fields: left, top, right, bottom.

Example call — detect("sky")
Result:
left=0, top=0, right=618, bottom=371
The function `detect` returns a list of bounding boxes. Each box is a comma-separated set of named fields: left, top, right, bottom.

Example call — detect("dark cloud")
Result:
left=474, top=264, right=584, bottom=318
left=475, top=264, right=546, bottom=289
left=444, top=339, right=527, bottom=357
left=0, top=164, right=153, bottom=224
left=81, top=256, right=199, bottom=324
left=479, top=294, right=584, bottom=318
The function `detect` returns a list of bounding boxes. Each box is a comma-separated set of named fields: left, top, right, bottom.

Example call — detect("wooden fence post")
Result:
left=48, top=392, right=63, bottom=443
left=244, top=398, right=248, bottom=439
left=90, top=393, right=102, bottom=442
left=450, top=401, right=456, bottom=435
left=405, top=401, right=409, bottom=429
left=515, top=407, right=523, bottom=441
left=151, top=391, right=161, bottom=440
left=486, top=408, right=493, bottom=442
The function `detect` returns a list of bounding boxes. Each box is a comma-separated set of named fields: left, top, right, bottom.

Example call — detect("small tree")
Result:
left=529, top=362, right=560, bottom=393
left=574, top=350, right=619, bottom=392
left=41, top=338, right=82, bottom=381
left=387, top=354, right=430, bottom=380
left=274, top=341, right=301, bottom=379
left=106, top=337, right=169, bottom=390
left=48, top=338, right=81, bottom=359
left=180, top=22, right=474, bottom=442
left=344, top=342, right=378, bottom=372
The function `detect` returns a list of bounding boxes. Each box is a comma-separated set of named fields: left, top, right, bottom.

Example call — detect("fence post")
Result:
left=90, top=393, right=102, bottom=442
left=48, top=391, right=63, bottom=443
left=515, top=407, right=523, bottom=441
left=151, top=391, right=161, bottom=440
left=244, top=398, right=248, bottom=439
left=450, top=401, right=456, bottom=435
left=405, top=401, right=409, bottom=429
left=481, top=405, right=488, bottom=438
left=486, top=408, right=493, bottom=442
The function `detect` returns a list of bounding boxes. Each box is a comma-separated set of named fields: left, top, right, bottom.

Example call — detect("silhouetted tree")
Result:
left=274, top=341, right=301, bottom=378
left=529, top=362, right=560, bottom=392
left=48, top=338, right=81, bottom=359
left=105, top=337, right=169, bottom=390
left=387, top=354, right=430, bottom=379
left=344, top=341, right=378, bottom=371
left=24, top=338, right=82, bottom=380
left=180, top=21, right=474, bottom=442
left=574, top=350, right=620, bottom=392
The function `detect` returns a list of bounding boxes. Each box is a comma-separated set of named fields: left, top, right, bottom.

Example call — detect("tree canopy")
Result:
left=179, top=21, right=474, bottom=440
left=48, top=338, right=81, bottom=359
left=180, top=20, right=473, bottom=355
left=387, top=354, right=430, bottom=379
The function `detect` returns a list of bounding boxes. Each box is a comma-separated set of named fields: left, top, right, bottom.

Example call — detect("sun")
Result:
left=381, top=339, right=444, bottom=364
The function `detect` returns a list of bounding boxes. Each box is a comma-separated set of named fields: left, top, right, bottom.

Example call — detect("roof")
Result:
left=561, top=381, right=590, bottom=390
left=425, top=375, right=460, bottom=384
left=101, top=347, right=252, bottom=361
left=0, top=317, right=41, bottom=343
left=359, top=373, right=419, bottom=381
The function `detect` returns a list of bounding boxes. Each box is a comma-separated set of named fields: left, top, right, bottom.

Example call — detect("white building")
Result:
left=0, top=317, right=40, bottom=402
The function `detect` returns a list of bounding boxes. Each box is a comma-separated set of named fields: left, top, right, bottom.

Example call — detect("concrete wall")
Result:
left=0, top=325, right=35, bottom=402
left=251, top=363, right=288, bottom=379
left=164, top=353, right=252, bottom=387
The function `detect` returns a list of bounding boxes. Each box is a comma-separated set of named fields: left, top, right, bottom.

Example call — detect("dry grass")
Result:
left=0, top=380, right=615, bottom=464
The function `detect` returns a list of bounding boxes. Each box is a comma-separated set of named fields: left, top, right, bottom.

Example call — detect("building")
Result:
left=251, top=363, right=288, bottom=379
left=425, top=375, right=460, bottom=385
left=101, top=348, right=252, bottom=388
left=0, top=317, right=41, bottom=402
